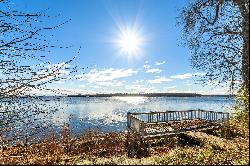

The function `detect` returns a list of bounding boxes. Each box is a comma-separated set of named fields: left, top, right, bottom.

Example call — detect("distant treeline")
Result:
left=67, top=93, right=234, bottom=98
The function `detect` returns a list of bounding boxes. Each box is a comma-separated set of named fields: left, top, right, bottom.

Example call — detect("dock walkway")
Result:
left=127, top=109, right=230, bottom=139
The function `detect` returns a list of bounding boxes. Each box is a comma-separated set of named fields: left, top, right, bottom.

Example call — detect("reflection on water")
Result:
left=0, top=96, right=235, bottom=139
left=48, top=96, right=234, bottom=135
left=113, top=96, right=148, bottom=105
left=0, top=96, right=235, bottom=144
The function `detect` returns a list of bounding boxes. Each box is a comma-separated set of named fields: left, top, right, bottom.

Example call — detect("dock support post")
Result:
left=226, top=113, right=229, bottom=121
left=127, top=112, right=131, bottom=128
left=141, top=121, right=145, bottom=138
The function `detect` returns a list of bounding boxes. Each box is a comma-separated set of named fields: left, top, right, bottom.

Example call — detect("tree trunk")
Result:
left=238, top=0, right=249, bottom=110
left=242, top=14, right=249, bottom=87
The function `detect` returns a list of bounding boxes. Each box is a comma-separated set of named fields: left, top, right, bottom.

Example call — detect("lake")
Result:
left=0, top=96, right=235, bottom=143
left=45, top=96, right=235, bottom=135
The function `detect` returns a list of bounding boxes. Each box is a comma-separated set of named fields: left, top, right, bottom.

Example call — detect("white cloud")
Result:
left=143, top=63, right=162, bottom=74
left=147, top=77, right=173, bottom=84
left=77, top=68, right=137, bottom=82
left=134, top=80, right=145, bottom=84
left=95, top=81, right=123, bottom=87
left=125, top=84, right=156, bottom=93
left=171, top=73, right=193, bottom=79
left=193, top=72, right=206, bottom=76
left=143, top=64, right=151, bottom=69
left=170, top=72, right=205, bottom=79
left=53, top=81, right=65, bottom=84
left=146, top=68, right=162, bottom=74
left=79, top=84, right=85, bottom=88
left=164, top=86, right=176, bottom=89
left=155, top=61, right=166, bottom=66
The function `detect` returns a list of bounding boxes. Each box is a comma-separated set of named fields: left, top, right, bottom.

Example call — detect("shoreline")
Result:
left=10, top=93, right=235, bottom=99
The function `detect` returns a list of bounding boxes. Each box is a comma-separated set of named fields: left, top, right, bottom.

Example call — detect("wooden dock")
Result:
left=127, top=109, right=230, bottom=139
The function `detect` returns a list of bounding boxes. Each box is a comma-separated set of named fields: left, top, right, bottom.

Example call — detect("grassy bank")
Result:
left=0, top=120, right=249, bottom=165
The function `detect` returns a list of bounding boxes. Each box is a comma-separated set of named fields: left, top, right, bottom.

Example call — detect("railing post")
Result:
left=141, top=121, right=145, bottom=138
left=166, top=112, right=168, bottom=122
left=127, top=112, right=131, bottom=128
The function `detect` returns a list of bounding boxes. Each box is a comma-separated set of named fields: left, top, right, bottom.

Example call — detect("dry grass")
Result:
left=0, top=129, right=128, bottom=164
left=0, top=120, right=249, bottom=165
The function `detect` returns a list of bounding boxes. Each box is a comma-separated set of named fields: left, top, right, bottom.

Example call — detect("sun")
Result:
left=118, top=30, right=141, bottom=55
left=115, top=26, right=145, bottom=58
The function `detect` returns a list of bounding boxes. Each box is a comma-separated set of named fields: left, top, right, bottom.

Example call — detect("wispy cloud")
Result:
left=193, top=72, right=206, bottom=76
left=155, top=61, right=166, bottom=66
left=53, top=81, right=65, bottom=84
left=143, top=64, right=151, bottom=69
left=143, top=63, right=162, bottom=74
left=125, top=84, right=155, bottom=93
left=77, top=68, right=137, bottom=82
left=95, top=80, right=123, bottom=87
left=145, top=68, right=162, bottom=73
left=164, top=86, right=176, bottom=89
left=170, top=72, right=205, bottom=79
left=134, top=80, right=145, bottom=84
left=147, top=76, right=173, bottom=84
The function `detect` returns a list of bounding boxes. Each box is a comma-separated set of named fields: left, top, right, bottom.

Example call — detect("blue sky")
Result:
left=11, top=0, right=230, bottom=95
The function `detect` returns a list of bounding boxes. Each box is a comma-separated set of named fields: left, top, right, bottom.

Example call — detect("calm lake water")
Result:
left=44, top=96, right=235, bottom=135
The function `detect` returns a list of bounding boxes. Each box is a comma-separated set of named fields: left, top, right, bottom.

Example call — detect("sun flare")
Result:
left=115, top=27, right=145, bottom=57
left=118, top=31, right=141, bottom=55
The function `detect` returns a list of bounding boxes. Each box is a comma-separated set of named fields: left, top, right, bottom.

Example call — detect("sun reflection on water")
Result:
left=112, top=96, right=148, bottom=105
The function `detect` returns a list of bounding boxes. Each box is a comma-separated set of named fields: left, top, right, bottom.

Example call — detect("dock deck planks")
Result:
left=127, top=109, right=230, bottom=139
